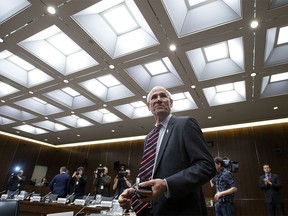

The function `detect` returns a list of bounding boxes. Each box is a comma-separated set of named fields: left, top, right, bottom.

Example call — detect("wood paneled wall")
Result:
left=1, top=122, right=287, bottom=215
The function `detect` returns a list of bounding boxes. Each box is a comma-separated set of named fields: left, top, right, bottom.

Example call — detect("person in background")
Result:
left=113, top=167, right=133, bottom=198
left=6, top=169, right=26, bottom=198
left=259, top=163, right=285, bottom=216
left=39, top=177, right=49, bottom=186
left=49, top=166, right=70, bottom=198
left=118, top=86, right=216, bottom=216
left=30, top=178, right=36, bottom=185
left=93, top=166, right=111, bottom=197
left=210, top=156, right=237, bottom=216
left=70, top=166, right=87, bottom=199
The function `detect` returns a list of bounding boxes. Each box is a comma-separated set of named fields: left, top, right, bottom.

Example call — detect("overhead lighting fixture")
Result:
left=250, top=20, right=259, bottom=28
left=204, top=42, right=228, bottom=62
left=277, top=26, right=288, bottom=45
left=273, top=106, right=278, bottom=110
left=62, top=87, right=80, bottom=97
left=32, top=97, right=47, bottom=104
left=0, top=38, right=3, bottom=43
left=270, top=72, right=288, bottom=82
left=97, top=74, right=120, bottom=87
left=187, top=0, right=208, bottom=7
left=47, top=6, right=56, bottom=14
left=169, top=44, right=176, bottom=51
left=215, top=83, right=234, bottom=93
left=191, top=85, right=196, bottom=89
left=251, top=73, right=256, bottom=77
left=144, top=60, right=168, bottom=75
left=109, top=64, right=115, bottom=69
left=101, top=4, right=138, bottom=35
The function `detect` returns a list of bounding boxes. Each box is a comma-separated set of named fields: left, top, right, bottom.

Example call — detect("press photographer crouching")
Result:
left=113, top=166, right=133, bottom=198
left=93, top=164, right=111, bottom=197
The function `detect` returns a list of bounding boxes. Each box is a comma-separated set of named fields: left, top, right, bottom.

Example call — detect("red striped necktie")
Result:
left=131, top=124, right=162, bottom=215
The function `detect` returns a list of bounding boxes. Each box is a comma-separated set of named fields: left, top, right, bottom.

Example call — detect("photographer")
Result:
left=93, top=165, right=111, bottom=197
left=210, top=156, right=237, bottom=216
left=6, top=169, right=26, bottom=198
left=70, top=167, right=87, bottom=199
left=113, top=167, right=132, bottom=198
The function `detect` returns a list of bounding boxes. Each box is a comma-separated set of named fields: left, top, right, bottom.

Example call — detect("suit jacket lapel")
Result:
left=154, top=116, right=175, bottom=173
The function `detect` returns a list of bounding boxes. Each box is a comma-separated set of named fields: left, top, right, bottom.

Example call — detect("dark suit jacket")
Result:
left=259, top=173, right=284, bottom=204
left=49, top=172, right=70, bottom=198
left=146, top=116, right=216, bottom=216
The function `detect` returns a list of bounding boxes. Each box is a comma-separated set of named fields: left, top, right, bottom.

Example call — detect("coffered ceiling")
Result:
left=1, top=0, right=288, bottom=146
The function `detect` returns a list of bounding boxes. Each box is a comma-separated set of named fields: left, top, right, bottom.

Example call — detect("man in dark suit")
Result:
left=49, top=166, right=70, bottom=198
left=259, top=163, right=285, bottom=216
left=119, top=86, right=216, bottom=216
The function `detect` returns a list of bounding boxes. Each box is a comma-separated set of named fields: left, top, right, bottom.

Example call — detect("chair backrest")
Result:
left=49, top=194, right=59, bottom=201
left=0, top=200, right=19, bottom=216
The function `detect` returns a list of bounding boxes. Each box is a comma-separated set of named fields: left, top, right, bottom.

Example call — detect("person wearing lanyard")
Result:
left=210, top=156, right=237, bottom=216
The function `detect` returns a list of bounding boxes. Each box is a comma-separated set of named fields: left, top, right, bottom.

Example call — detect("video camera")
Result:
left=94, top=164, right=104, bottom=175
left=117, top=165, right=127, bottom=180
left=223, top=157, right=239, bottom=173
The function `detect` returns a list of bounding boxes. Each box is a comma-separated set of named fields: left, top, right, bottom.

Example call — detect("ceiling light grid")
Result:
left=79, top=74, right=134, bottom=102
left=186, top=37, right=245, bottom=81
left=260, top=72, right=288, bottom=98
left=162, top=0, right=242, bottom=37
left=82, top=109, right=123, bottom=124
left=125, top=57, right=184, bottom=92
left=264, top=25, right=288, bottom=66
left=203, top=81, right=246, bottom=106
left=0, top=0, right=31, bottom=24
left=18, top=25, right=99, bottom=75
left=0, top=50, right=54, bottom=87
left=71, top=0, right=159, bottom=58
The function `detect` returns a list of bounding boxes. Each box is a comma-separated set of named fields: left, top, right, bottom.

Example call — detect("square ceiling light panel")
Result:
left=0, top=116, right=15, bottom=125
left=0, top=105, right=37, bottom=121
left=33, top=120, right=69, bottom=132
left=186, top=37, right=245, bottom=81
left=114, top=100, right=152, bottom=119
left=264, top=25, right=288, bottom=67
left=14, top=97, right=63, bottom=116
left=161, top=0, right=242, bottom=37
left=0, top=81, right=19, bottom=97
left=125, top=57, right=184, bottom=92
left=82, top=108, right=123, bottom=124
left=260, top=72, right=288, bottom=98
left=13, top=124, right=48, bottom=135
left=171, top=91, right=198, bottom=112
left=18, top=25, right=99, bottom=75
left=72, top=0, right=159, bottom=58
left=0, top=0, right=31, bottom=24
left=79, top=74, right=134, bottom=102
left=268, top=0, right=288, bottom=9
left=44, top=87, right=95, bottom=109
left=0, top=50, right=54, bottom=87
left=203, top=81, right=246, bottom=106
left=56, top=115, right=94, bottom=128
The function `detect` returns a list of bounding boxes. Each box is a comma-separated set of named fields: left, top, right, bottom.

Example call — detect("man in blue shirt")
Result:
left=210, top=156, right=237, bottom=216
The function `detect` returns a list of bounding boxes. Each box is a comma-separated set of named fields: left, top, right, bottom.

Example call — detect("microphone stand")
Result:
left=65, top=192, right=75, bottom=204
left=41, top=191, right=51, bottom=202
left=74, top=193, right=91, bottom=216
left=8, top=189, right=19, bottom=199
left=25, top=191, right=35, bottom=200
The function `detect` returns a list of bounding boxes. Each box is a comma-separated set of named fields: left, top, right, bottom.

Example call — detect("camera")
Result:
left=75, top=172, right=80, bottom=175
left=117, top=166, right=127, bottom=179
left=95, top=164, right=104, bottom=175
left=223, top=157, right=239, bottom=173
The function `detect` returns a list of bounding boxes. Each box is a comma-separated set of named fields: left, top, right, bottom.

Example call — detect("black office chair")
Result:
left=0, top=199, right=19, bottom=216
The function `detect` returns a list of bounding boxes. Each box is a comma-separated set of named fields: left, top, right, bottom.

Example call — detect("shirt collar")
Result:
left=156, top=114, right=172, bottom=129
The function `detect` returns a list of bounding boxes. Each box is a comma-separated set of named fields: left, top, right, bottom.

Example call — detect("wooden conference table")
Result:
left=19, top=200, right=108, bottom=216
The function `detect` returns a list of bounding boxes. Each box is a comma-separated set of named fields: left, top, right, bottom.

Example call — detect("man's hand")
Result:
left=136, top=178, right=167, bottom=202
left=118, top=188, right=135, bottom=210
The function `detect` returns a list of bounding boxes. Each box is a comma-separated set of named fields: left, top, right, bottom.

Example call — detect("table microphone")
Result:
left=66, top=192, right=75, bottom=204
left=84, top=193, right=91, bottom=206
left=25, top=191, right=35, bottom=200
left=8, top=189, right=19, bottom=199
left=0, top=190, right=6, bottom=194
left=41, top=191, right=51, bottom=202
